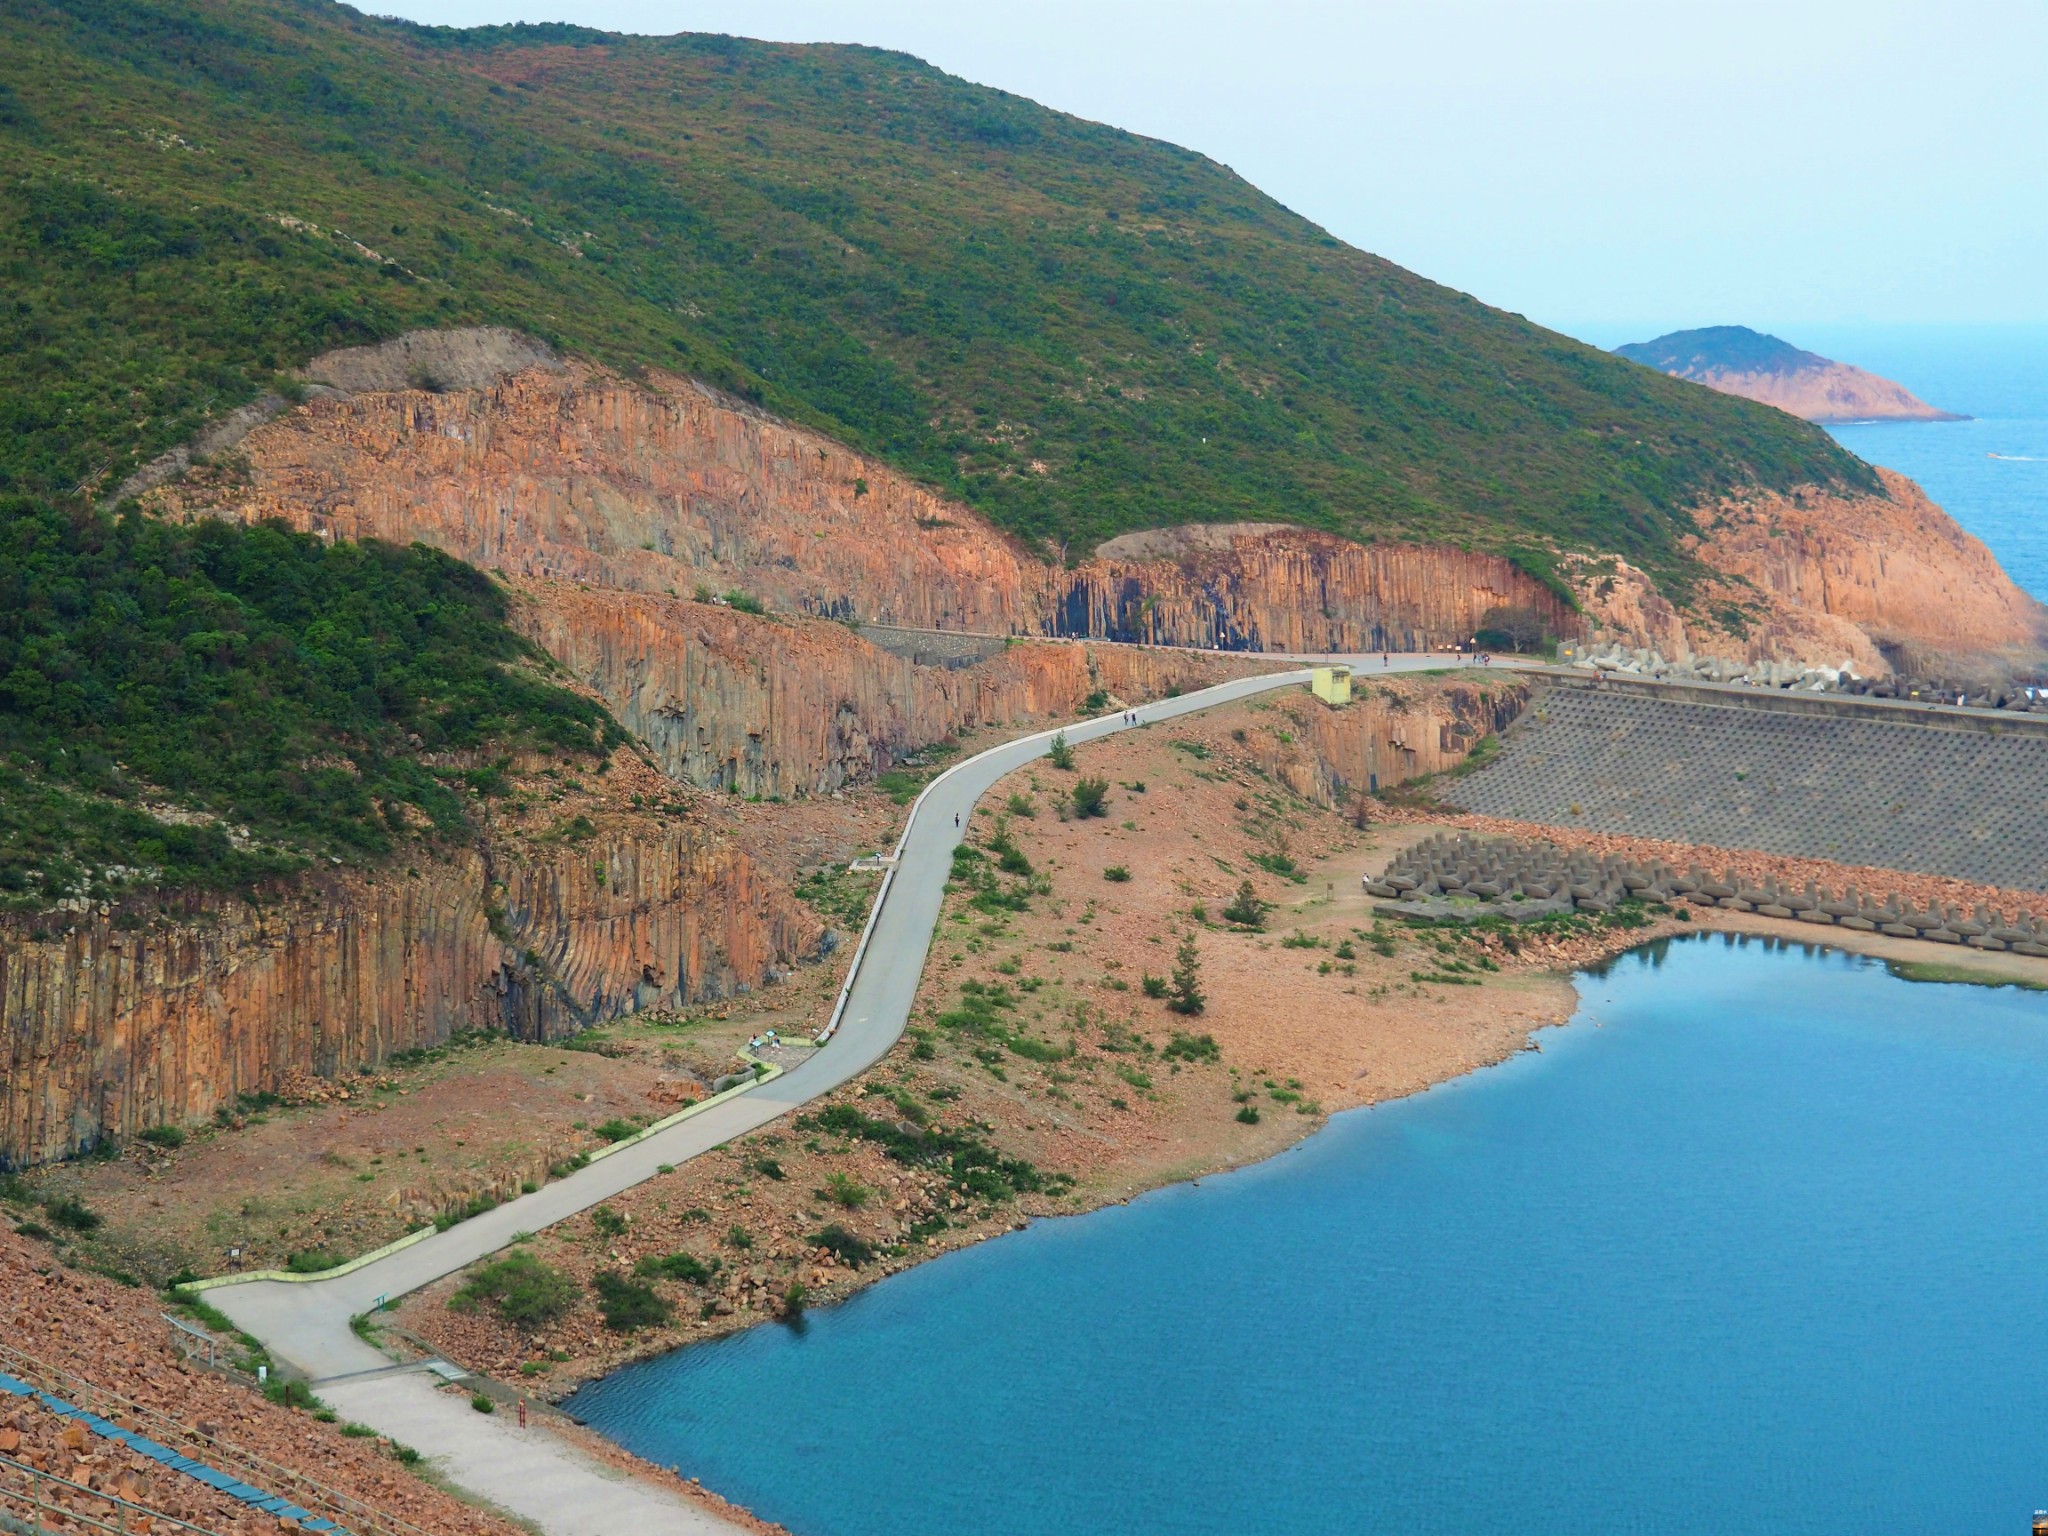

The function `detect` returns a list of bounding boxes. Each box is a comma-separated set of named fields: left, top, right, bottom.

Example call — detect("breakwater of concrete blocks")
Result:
left=1367, top=832, right=2048, bottom=953
left=1448, top=681, right=2048, bottom=891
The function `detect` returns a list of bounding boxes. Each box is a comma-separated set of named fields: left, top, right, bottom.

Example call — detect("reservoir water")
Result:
left=568, top=935, right=2048, bottom=1535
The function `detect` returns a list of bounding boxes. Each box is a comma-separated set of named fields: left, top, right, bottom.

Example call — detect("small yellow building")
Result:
left=1309, top=665, right=1353, bottom=706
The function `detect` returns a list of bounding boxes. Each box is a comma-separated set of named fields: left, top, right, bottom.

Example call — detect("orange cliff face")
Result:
left=0, top=765, right=822, bottom=1170
left=1567, top=468, right=2048, bottom=679
left=514, top=580, right=1288, bottom=797
left=148, top=351, right=1574, bottom=655
left=147, top=333, right=2043, bottom=681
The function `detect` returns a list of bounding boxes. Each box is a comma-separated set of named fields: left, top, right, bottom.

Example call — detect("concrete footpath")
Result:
left=207, top=654, right=1460, bottom=1535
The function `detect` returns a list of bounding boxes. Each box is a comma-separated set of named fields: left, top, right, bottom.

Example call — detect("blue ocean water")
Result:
left=1803, top=325, right=2048, bottom=603
left=568, top=936, right=2048, bottom=1535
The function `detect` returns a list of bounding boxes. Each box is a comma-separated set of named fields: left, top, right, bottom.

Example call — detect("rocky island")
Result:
left=1615, top=324, right=1966, bottom=423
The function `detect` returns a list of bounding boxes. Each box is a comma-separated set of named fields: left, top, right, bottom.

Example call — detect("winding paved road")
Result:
left=207, top=653, right=1465, bottom=1534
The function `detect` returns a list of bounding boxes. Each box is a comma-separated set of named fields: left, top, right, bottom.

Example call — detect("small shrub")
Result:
left=1221, top=881, right=1267, bottom=929
left=635, top=1251, right=720, bottom=1284
left=342, top=1422, right=377, bottom=1438
left=1046, top=731, right=1075, bottom=771
left=285, top=1250, right=341, bottom=1275
left=1162, top=1031, right=1221, bottom=1064
left=726, top=1224, right=754, bottom=1251
left=137, top=1125, right=186, bottom=1150
left=723, top=589, right=766, bottom=616
left=1140, top=973, right=1168, bottom=998
left=392, top=1443, right=422, bottom=1466
left=752, top=1155, right=786, bottom=1181
left=590, top=1269, right=673, bottom=1332
left=43, top=1196, right=101, bottom=1233
left=1236, top=1104, right=1262, bottom=1124
left=263, top=1377, right=322, bottom=1412
left=810, top=1223, right=877, bottom=1267
left=450, top=1252, right=580, bottom=1327
left=1103, top=864, right=1131, bottom=882
left=592, top=1119, right=640, bottom=1144
left=822, top=1172, right=871, bottom=1209
left=13, top=1221, right=51, bottom=1240
left=1335, top=940, right=1357, bottom=960
left=590, top=1205, right=629, bottom=1240
left=470, top=1393, right=495, bottom=1414
left=1281, top=931, right=1319, bottom=949
left=1005, top=792, right=1036, bottom=818
left=1071, top=777, right=1109, bottom=817
left=1168, top=932, right=1205, bottom=1015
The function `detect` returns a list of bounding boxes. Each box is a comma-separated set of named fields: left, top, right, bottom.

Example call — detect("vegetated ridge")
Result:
left=1615, top=326, right=1966, bottom=425
left=1, top=0, right=1880, bottom=596
left=0, top=494, right=624, bottom=911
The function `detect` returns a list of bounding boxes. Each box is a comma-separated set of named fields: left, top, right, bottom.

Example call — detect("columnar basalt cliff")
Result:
left=1568, top=468, right=2048, bottom=679
left=514, top=579, right=1286, bottom=797
left=146, top=333, right=2045, bottom=678
left=1234, top=676, right=1532, bottom=811
left=0, top=786, right=820, bottom=1170
left=147, top=347, right=1574, bottom=655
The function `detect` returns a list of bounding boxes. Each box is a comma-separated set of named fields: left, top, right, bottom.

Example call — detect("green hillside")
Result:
left=2, top=0, right=1876, bottom=593
left=0, top=494, right=625, bottom=911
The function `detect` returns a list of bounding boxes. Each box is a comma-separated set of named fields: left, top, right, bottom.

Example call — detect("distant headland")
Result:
left=1615, top=325, right=1968, bottom=424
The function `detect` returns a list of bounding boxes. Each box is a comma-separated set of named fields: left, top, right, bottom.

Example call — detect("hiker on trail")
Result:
left=953, top=812, right=960, bottom=828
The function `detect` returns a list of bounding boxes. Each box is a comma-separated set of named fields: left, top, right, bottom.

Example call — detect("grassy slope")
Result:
left=1, top=0, right=1876, bottom=596
left=0, top=496, right=625, bottom=910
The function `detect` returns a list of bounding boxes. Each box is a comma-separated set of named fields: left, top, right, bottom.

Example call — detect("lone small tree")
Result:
left=1071, top=775, right=1109, bottom=817
left=1168, top=931, right=1205, bottom=1015
left=1221, top=879, right=1267, bottom=929
left=1047, top=730, right=1076, bottom=770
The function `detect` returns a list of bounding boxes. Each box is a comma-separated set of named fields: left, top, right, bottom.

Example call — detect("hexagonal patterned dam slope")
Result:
left=1448, top=681, right=2048, bottom=890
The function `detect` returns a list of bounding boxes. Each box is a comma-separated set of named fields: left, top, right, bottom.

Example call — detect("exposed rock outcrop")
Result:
left=0, top=779, right=821, bottom=1169
left=1568, top=468, right=2048, bottom=680
left=514, top=580, right=1285, bottom=797
left=143, top=330, right=2040, bottom=679
left=1225, top=674, right=1531, bottom=812
left=146, top=352, right=1572, bottom=654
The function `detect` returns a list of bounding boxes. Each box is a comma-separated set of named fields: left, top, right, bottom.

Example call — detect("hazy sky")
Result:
left=367, top=0, right=2048, bottom=339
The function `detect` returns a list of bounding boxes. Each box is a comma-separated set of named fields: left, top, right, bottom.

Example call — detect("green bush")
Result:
left=822, top=1172, right=871, bottom=1209
left=1162, top=1031, right=1221, bottom=1064
left=1103, top=864, right=1131, bottom=882
left=1221, top=880, right=1268, bottom=929
left=634, top=1251, right=720, bottom=1284
left=137, top=1125, right=186, bottom=1150
left=284, top=1250, right=341, bottom=1275
left=263, top=1377, right=322, bottom=1412
left=1236, top=1104, right=1262, bottom=1125
left=1140, top=973, right=1168, bottom=998
left=590, top=1269, right=673, bottom=1332
left=592, top=1119, right=640, bottom=1144
left=1046, top=732, right=1075, bottom=771
left=470, top=1393, right=495, bottom=1414
left=1070, top=777, right=1109, bottom=817
left=589, top=1204, right=628, bottom=1239
left=1168, top=932, right=1205, bottom=1016
left=450, top=1252, right=580, bottom=1328
left=42, top=1195, right=100, bottom=1232
left=810, top=1223, right=877, bottom=1267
